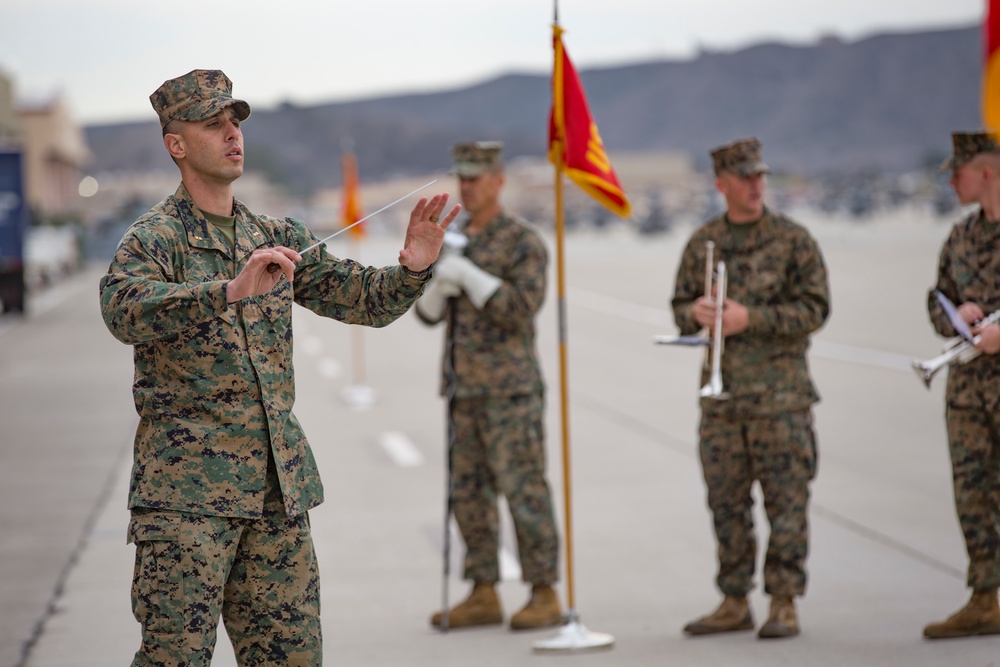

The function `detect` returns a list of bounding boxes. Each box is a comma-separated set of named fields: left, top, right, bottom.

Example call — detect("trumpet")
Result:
left=654, top=241, right=715, bottom=348
left=699, top=261, right=729, bottom=400
left=654, top=244, right=729, bottom=400
left=911, top=309, right=1000, bottom=388
left=700, top=241, right=715, bottom=355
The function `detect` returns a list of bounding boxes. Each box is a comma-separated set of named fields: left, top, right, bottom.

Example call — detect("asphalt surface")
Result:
left=4, top=208, right=1000, bottom=666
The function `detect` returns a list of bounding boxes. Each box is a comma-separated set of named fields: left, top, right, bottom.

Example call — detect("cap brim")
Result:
left=175, top=98, right=251, bottom=124
left=452, top=163, right=489, bottom=178
left=735, top=161, right=770, bottom=176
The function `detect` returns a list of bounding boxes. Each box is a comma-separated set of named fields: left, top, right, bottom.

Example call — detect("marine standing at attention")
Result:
left=99, top=69, right=460, bottom=666
left=922, top=131, right=1000, bottom=640
left=416, top=141, right=563, bottom=631
left=671, top=137, right=830, bottom=640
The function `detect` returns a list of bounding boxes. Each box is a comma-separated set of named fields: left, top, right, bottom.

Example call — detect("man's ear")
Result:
left=714, top=175, right=727, bottom=196
left=163, top=132, right=185, bottom=160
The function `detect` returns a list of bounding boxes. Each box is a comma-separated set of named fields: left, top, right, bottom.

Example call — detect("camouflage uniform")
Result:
left=671, top=144, right=830, bottom=598
left=929, top=204, right=1000, bottom=592
left=417, top=207, right=559, bottom=586
left=100, top=70, right=429, bottom=666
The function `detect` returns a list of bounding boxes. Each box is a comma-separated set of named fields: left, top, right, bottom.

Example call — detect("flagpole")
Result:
left=553, top=0, right=575, bottom=617
left=554, top=135, right=576, bottom=616
left=339, top=144, right=377, bottom=409
left=533, top=2, right=614, bottom=651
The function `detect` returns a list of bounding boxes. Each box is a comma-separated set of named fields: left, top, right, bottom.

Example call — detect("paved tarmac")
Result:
left=4, top=208, right=1000, bottom=666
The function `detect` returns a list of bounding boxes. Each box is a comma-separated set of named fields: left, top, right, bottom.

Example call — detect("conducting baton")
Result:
left=267, top=179, right=438, bottom=273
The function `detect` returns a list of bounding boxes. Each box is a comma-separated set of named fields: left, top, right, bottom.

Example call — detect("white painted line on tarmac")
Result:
left=496, top=497, right=523, bottom=582
left=300, top=335, right=323, bottom=356
left=569, top=286, right=914, bottom=372
left=379, top=431, right=425, bottom=467
left=569, top=287, right=672, bottom=328
left=499, top=545, right=523, bottom=582
left=810, top=339, right=914, bottom=372
left=317, top=357, right=342, bottom=379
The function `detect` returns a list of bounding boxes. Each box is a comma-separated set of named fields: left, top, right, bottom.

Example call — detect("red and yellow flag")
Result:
left=984, top=0, right=1000, bottom=131
left=341, top=151, right=365, bottom=238
left=548, top=24, right=631, bottom=218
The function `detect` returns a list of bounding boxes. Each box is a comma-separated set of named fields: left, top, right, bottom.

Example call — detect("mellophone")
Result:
left=654, top=240, right=730, bottom=400
left=912, top=308, right=1000, bottom=388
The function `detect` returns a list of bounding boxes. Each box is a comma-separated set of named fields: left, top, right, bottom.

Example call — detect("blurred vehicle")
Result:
left=24, top=225, right=80, bottom=289
left=0, top=151, right=27, bottom=314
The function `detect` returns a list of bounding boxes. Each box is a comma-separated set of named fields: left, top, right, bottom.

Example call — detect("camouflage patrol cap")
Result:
left=710, top=137, right=771, bottom=176
left=942, top=131, right=1000, bottom=170
left=150, top=69, right=251, bottom=130
left=452, top=141, right=504, bottom=177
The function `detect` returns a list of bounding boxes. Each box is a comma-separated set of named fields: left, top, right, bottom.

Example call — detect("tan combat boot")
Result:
left=510, top=585, right=564, bottom=630
left=683, top=595, right=754, bottom=636
left=430, top=582, right=503, bottom=629
left=923, top=589, right=1000, bottom=639
left=758, top=595, right=799, bottom=639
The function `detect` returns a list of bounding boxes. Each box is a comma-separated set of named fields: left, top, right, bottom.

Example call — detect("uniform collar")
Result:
left=171, top=183, right=268, bottom=262
left=718, top=206, right=775, bottom=250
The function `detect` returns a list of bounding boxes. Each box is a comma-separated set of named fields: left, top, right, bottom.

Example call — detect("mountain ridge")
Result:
left=84, top=24, right=980, bottom=195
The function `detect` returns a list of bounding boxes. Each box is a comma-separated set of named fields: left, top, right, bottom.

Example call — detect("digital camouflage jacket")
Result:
left=929, top=208, right=1000, bottom=410
left=100, top=183, right=426, bottom=518
left=417, top=210, right=546, bottom=399
left=671, top=208, right=830, bottom=417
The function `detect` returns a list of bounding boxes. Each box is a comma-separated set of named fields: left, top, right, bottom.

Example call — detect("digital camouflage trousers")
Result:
left=127, top=499, right=321, bottom=667
left=946, top=405, right=1000, bottom=591
left=698, top=409, right=817, bottom=598
left=449, top=392, right=560, bottom=585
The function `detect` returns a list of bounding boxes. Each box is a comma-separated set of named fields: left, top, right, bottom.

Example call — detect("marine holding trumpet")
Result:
left=921, top=131, right=1000, bottom=640
left=670, top=138, right=830, bottom=639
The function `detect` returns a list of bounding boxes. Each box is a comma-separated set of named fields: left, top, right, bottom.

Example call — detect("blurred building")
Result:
left=0, top=68, right=21, bottom=146
left=18, top=95, right=91, bottom=220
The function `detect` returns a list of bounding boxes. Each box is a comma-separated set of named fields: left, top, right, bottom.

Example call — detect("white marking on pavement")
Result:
left=499, top=545, right=523, bottom=582
left=569, top=286, right=915, bottom=372
left=317, top=357, right=342, bottom=379
left=810, top=339, right=914, bottom=372
left=496, top=497, right=523, bottom=582
left=569, top=287, right=672, bottom=328
left=379, top=431, right=425, bottom=467
left=300, top=335, right=323, bottom=356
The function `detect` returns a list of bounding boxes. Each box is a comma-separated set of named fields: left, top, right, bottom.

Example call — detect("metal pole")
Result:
left=552, top=144, right=576, bottom=615
left=533, top=13, right=615, bottom=650
left=439, top=302, right=458, bottom=632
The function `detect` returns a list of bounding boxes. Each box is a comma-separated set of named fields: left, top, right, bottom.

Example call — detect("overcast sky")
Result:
left=1, top=0, right=984, bottom=125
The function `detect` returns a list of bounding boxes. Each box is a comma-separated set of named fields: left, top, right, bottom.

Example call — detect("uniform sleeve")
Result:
left=744, top=231, right=830, bottom=337
left=477, top=229, right=547, bottom=331
left=99, top=227, right=229, bottom=345
left=671, top=236, right=707, bottom=335
left=285, top=218, right=426, bottom=327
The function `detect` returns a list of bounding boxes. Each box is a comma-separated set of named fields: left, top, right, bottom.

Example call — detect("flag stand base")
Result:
left=341, top=384, right=377, bottom=409
left=532, top=611, right=614, bottom=652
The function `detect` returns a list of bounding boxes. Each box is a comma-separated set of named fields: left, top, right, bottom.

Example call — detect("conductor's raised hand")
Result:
left=398, top=194, right=462, bottom=272
left=226, top=246, right=301, bottom=303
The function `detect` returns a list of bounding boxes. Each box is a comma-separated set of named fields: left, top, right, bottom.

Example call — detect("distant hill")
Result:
left=84, top=24, right=979, bottom=195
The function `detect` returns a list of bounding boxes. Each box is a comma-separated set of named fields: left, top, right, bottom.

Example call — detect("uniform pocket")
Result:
left=129, top=511, right=183, bottom=634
